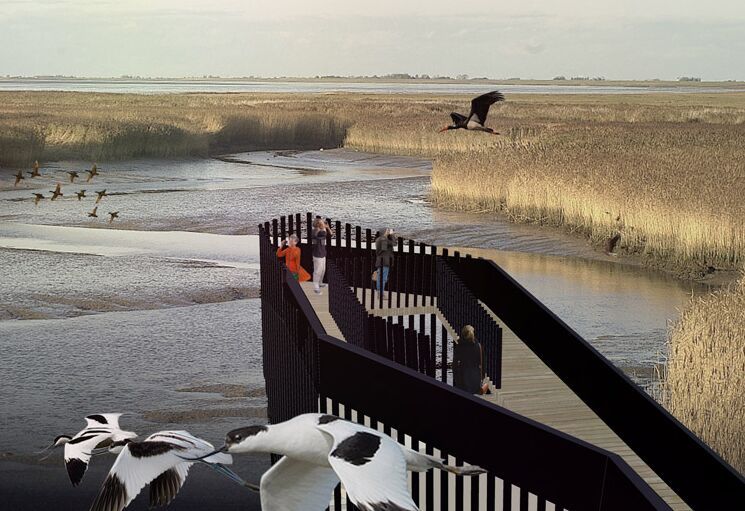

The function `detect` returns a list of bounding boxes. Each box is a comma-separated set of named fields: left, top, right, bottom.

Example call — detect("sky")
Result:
left=1, top=0, right=744, bottom=80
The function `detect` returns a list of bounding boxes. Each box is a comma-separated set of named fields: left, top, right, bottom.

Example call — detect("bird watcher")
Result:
left=277, top=234, right=310, bottom=282
left=312, top=216, right=332, bottom=295
left=374, top=227, right=396, bottom=298
left=453, top=325, right=488, bottom=395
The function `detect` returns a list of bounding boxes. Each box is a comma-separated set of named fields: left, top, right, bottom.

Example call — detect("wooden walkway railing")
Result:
left=257, top=216, right=711, bottom=511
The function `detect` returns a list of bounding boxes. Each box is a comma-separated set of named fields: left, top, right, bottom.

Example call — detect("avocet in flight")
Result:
left=89, top=430, right=255, bottom=511
left=41, top=413, right=137, bottom=486
left=200, top=413, right=485, bottom=511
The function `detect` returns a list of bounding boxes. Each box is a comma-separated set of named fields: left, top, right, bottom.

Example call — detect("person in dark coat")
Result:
left=375, top=227, right=396, bottom=297
left=312, top=216, right=332, bottom=295
left=453, top=325, right=483, bottom=394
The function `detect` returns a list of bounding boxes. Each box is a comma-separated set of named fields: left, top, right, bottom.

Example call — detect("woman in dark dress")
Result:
left=453, top=325, right=483, bottom=394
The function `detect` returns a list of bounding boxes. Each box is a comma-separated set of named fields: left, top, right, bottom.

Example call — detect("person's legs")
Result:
left=313, top=256, right=324, bottom=292
left=318, top=256, right=327, bottom=287
left=381, top=266, right=390, bottom=292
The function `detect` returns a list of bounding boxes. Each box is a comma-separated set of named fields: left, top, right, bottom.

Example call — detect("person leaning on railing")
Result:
left=453, top=325, right=489, bottom=395
left=276, top=234, right=311, bottom=282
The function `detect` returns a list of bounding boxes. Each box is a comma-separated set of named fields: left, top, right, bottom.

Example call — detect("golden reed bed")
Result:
left=2, top=90, right=744, bottom=471
left=657, top=277, right=745, bottom=473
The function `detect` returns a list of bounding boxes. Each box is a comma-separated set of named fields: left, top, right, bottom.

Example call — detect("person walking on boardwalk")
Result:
left=453, top=325, right=484, bottom=394
left=276, top=234, right=311, bottom=282
left=375, top=227, right=396, bottom=298
left=312, top=216, right=332, bottom=295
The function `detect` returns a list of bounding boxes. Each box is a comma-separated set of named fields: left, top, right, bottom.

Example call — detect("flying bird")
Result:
left=14, top=170, right=25, bottom=186
left=67, top=171, right=79, bottom=183
left=88, top=206, right=98, bottom=218
left=28, top=161, right=41, bottom=178
left=202, top=413, right=484, bottom=511
left=33, top=193, right=45, bottom=205
left=89, top=430, right=254, bottom=511
left=40, top=414, right=137, bottom=487
left=49, top=183, right=63, bottom=200
left=95, top=189, right=107, bottom=204
left=76, top=190, right=86, bottom=201
left=439, top=91, right=505, bottom=134
left=108, top=211, right=119, bottom=224
left=86, top=164, right=99, bottom=182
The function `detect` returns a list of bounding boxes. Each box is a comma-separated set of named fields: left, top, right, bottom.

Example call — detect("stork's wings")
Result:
left=450, top=112, right=468, bottom=126
left=260, top=456, right=339, bottom=511
left=468, top=90, right=505, bottom=126
left=317, top=420, right=418, bottom=511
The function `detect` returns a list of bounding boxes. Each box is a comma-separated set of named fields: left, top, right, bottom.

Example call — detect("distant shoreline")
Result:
left=2, top=76, right=745, bottom=89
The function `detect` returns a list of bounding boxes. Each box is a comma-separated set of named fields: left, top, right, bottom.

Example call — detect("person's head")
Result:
left=460, top=325, right=476, bottom=344
left=314, top=216, right=325, bottom=229
left=288, top=234, right=299, bottom=247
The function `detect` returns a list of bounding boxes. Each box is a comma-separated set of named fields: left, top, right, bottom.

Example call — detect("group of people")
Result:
left=277, top=217, right=487, bottom=395
left=276, top=217, right=396, bottom=296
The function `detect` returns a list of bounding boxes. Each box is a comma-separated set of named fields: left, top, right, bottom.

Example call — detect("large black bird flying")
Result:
left=439, top=91, right=505, bottom=134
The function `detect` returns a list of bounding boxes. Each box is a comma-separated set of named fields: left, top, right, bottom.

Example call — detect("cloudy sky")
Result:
left=1, top=0, right=744, bottom=80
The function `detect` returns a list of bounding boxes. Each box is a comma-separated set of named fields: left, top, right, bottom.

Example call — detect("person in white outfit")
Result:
left=312, top=217, right=332, bottom=294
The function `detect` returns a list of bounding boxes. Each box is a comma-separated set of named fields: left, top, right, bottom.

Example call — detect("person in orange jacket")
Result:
left=276, top=234, right=311, bottom=282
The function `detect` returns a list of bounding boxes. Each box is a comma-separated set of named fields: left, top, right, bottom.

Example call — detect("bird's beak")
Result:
left=208, top=463, right=260, bottom=492
left=438, top=126, right=450, bottom=133
left=179, top=444, right=228, bottom=461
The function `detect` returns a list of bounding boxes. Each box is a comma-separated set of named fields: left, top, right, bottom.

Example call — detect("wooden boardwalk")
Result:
left=300, top=283, right=689, bottom=510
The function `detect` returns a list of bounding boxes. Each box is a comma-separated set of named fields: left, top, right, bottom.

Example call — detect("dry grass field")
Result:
left=657, top=277, right=745, bottom=474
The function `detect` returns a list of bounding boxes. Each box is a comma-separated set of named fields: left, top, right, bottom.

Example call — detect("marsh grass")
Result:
left=431, top=123, right=745, bottom=274
left=0, top=92, right=349, bottom=165
left=3, top=90, right=745, bottom=275
left=656, top=277, right=745, bottom=474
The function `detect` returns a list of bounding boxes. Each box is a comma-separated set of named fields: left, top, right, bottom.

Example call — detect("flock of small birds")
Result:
left=14, top=160, right=120, bottom=224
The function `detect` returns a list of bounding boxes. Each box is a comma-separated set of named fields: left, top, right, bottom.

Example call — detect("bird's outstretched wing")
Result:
left=260, top=456, right=339, bottom=511
left=85, top=413, right=123, bottom=429
left=148, top=463, right=191, bottom=508
left=449, top=112, right=468, bottom=125
left=64, top=431, right=114, bottom=486
left=89, top=431, right=231, bottom=511
left=468, top=90, right=505, bottom=126
left=318, top=420, right=418, bottom=511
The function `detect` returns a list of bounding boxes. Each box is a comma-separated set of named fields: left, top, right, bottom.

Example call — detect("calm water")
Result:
left=0, top=149, right=703, bottom=507
left=1, top=79, right=741, bottom=95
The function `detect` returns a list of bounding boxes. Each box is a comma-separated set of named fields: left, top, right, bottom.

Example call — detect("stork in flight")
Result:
left=198, top=413, right=485, bottom=511
left=89, top=430, right=255, bottom=511
left=439, top=90, right=505, bottom=134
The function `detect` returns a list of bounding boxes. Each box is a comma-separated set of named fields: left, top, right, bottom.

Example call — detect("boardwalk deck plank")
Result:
left=302, top=284, right=690, bottom=510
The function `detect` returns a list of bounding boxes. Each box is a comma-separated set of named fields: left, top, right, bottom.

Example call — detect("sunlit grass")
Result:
left=657, top=277, right=745, bottom=474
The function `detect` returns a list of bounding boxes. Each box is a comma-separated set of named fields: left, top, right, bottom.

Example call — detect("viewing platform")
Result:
left=260, top=213, right=745, bottom=511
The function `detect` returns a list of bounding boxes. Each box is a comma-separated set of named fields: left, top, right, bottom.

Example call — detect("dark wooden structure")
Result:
left=259, top=213, right=745, bottom=511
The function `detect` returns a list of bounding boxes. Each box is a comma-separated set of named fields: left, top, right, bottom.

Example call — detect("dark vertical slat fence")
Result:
left=257, top=215, right=740, bottom=511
